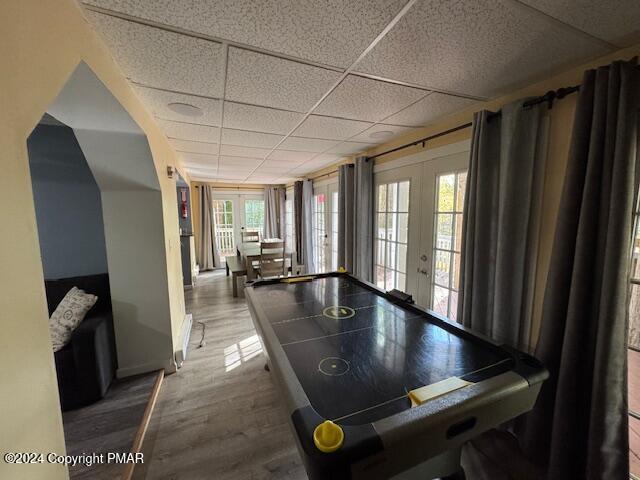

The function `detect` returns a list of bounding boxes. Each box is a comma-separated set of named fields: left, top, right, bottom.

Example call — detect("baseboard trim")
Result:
left=121, top=370, right=164, bottom=480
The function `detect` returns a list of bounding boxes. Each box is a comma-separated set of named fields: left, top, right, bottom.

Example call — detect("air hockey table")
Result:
left=245, top=272, right=547, bottom=480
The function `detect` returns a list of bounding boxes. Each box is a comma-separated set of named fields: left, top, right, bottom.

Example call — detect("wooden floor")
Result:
left=134, top=270, right=305, bottom=480
left=629, top=349, right=640, bottom=477
left=63, top=372, right=158, bottom=480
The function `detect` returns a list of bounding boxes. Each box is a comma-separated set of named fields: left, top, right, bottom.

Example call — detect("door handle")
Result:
left=420, top=254, right=428, bottom=262
left=417, top=268, right=430, bottom=277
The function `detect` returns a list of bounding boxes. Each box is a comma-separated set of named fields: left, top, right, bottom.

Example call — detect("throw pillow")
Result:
left=49, top=287, right=98, bottom=352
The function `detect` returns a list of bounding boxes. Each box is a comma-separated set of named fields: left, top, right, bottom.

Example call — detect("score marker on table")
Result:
left=408, top=377, right=472, bottom=407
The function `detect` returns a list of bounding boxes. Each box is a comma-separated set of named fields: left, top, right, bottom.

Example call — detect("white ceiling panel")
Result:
left=293, top=115, right=373, bottom=140
left=219, top=156, right=263, bottom=168
left=223, top=102, right=303, bottom=135
left=313, top=153, right=345, bottom=164
left=220, top=144, right=271, bottom=159
left=267, top=149, right=317, bottom=162
left=314, top=75, right=426, bottom=122
left=134, top=86, right=221, bottom=126
left=519, top=0, right=640, bottom=46
left=354, top=0, right=611, bottom=98
left=159, top=119, right=220, bottom=142
left=87, top=12, right=224, bottom=97
left=290, top=160, right=334, bottom=175
left=279, top=137, right=339, bottom=153
left=83, top=0, right=407, bottom=68
left=225, top=48, right=341, bottom=112
left=179, top=152, right=218, bottom=165
left=383, top=93, right=477, bottom=126
left=350, top=124, right=417, bottom=143
left=261, top=159, right=305, bottom=169
left=327, top=141, right=375, bottom=155
left=169, top=139, right=218, bottom=155
left=221, top=128, right=283, bottom=149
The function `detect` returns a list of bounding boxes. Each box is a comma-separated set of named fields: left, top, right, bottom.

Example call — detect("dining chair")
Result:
left=258, top=241, right=286, bottom=278
left=241, top=230, right=260, bottom=243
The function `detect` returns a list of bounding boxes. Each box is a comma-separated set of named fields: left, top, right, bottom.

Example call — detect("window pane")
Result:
left=398, top=213, right=408, bottom=244
left=438, top=174, right=455, bottom=212
left=378, top=184, right=387, bottom=212
left=456, top=171, right=467, bottom=211
left=397, top=244, right=407, bottom=273
left=387, top=182, right=398, bottom=212
left=630, top=284, right=640, bottom=350
left=436, top=214, right=454, bottom=250
left=433, top=286, right=449, bottom=317
left=454, top=213, right=464, bottom=252
left=386, top=242, right=397, bottom=270
left=397, top=273, right=406, bottom=292
left=450, top=291, right=459, bottom=322
left=434, top=250, right=451, bottom=287
left=377, top=213, right=386, bottom=239
left=376, top=266, right=385, bottom=289
left=398, top=181, right=410, bottom=212
left=387, top=213, right=397, bottom=242
left=385, top=269, right=395, bottom=290
left=376, top=240, right=385, bottom=266
left=452, top=253, right=461, bottom=290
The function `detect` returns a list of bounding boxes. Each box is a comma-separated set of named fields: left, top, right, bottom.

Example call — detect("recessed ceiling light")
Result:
left=167, top=102, right=203, bottom=117
left=369, top=130, right=394, bottom=139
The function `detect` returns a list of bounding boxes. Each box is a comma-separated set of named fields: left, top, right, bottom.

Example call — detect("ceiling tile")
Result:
left=279, top=137, right=339, bottom=153
left=350, top=124, right=417, bottom=143
left=262, top=159, right=305, bottom=169
left=134, top=86, right=221, bottom=126
left=170, top=139, right=218, bottom=155
left=519, top=0, right=640, bottom=46
left=83, top=0, right=407, bottom=68
left=219, top=156, right=263, bottom=168
left=290, top=160, right=334, bottom=175
left=293, top=115, right=372, bottom=140
left=313, top=153, right=345, bottom=164
left=327, top=141, right=375, bottom=155
left=383, top=93, right=477, bottom=126
left=267, top=149, right=317, bottom=162
left=87, top=12, right=224, bottom=96
left=354, top=0, right=610, bottom=98
left=180, top=153, right=218, bottom=168
left=159, top=119, right=220, bottom=142
left=314, top=75, right=426, bottom=122
left=220, top=144, right=271, bottom=158
left=223, top=102, right=303, bottom=135
left=225, top=48, right=341, bottom=112
left=221, top=128, right=283, bottom=149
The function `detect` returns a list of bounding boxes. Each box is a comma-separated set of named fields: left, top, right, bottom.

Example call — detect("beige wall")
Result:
left=0, top=1, right=190, bottom=478
left=306, top=44, right=640, bottom=349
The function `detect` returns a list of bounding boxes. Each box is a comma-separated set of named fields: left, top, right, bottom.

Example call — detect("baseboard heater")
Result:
left=175, top=313, right=193, bottom=368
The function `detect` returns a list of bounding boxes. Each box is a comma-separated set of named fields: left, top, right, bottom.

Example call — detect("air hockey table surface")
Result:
left=245, top=272, right=547, bottom=480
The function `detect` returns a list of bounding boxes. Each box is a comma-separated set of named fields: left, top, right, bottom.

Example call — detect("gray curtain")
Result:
left=353, top=157, right=374, bottom=282
left=294, top=181, right=304, bottom=264
left=337, top=164, right=355, bottom=272
left=264, top=186, right=285, bottom=239
left=458, top=99, right=549, bottom=351
left=302, top=179, right=315, bottom=273
left=196, top=185, right=221, bottom=270
left=522, top=59, right=639, bottom=480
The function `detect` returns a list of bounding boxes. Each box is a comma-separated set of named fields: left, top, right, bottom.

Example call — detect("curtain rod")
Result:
left=368, top=84, right=581, bottom=161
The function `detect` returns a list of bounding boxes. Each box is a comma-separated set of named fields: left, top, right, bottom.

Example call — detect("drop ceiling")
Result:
left=81, top=0, right=638, bottom=183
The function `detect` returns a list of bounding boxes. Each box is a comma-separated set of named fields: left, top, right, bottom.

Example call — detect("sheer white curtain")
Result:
left=196, top=185, right=221, bottom=270
left=263, top=186, right=285, bottom=239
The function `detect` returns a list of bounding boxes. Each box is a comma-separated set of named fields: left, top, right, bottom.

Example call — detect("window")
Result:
left=375, top=181, right=409, bottom=291
left=244, top=199, right=264, bottom=238
left=212, top=200, right=235, bottom=257
left=285, top=195, right=294, bottom=251
left=312, top=193, right=326, bottom=272
left=628, top=211, right=640, bottom=478
left=331, top=191, right=338, bottom=271
left=431, top=171, right=466, bottom=321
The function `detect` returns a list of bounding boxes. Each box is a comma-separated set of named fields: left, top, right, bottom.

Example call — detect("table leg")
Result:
left=246, top=257, right=256, bottom=281
left=226, top=260, right=229, bottom=277
left=232, top=273, right=238, bottom=297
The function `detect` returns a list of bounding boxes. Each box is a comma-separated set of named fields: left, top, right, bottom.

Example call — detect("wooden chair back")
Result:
left=259, top=241, right=285, bottom=278
left=241, top=230, right=260, bottom=243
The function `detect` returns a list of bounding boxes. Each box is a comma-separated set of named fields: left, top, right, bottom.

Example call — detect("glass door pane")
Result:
left=330, top=187, right=338, bottom=271
left=243, top=199, right=264, bottom=239
left=312, top=192, right=326, bottom=273
left=212, top=199, right=235, bottom=257
left=430, top=171, right=466, bottom=320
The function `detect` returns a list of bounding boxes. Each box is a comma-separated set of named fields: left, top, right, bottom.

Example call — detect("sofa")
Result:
left=45, top=273, right=117, bottom=411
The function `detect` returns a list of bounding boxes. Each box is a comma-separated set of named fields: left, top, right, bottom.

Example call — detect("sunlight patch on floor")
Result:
left=224, top=334, right=263, bottom=372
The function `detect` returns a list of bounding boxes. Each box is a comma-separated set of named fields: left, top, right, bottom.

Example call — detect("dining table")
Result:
left=237, top=239, right=294, bottom=280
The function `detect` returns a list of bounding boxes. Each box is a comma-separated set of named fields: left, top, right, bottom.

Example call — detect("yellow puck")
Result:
left=313, top=420, right=344, bottom=453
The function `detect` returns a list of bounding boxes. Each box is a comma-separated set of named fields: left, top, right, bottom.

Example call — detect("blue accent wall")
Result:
left=27, top=124, right=108, bottom=279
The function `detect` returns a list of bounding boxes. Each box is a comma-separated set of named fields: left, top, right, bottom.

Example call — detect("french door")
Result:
left=312, top=182, right=338, bottom=273
left=373, top=150, right=469, bottom=318
left=211, top=193, right=264, bottom=257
